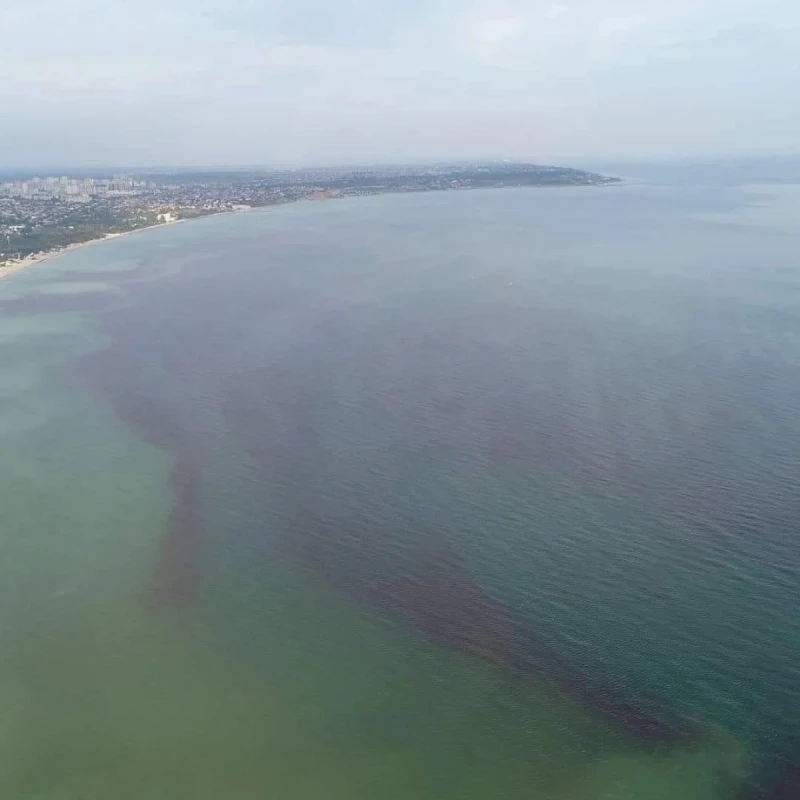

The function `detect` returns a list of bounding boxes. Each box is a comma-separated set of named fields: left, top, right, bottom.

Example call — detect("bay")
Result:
left=1, top=164, right=799, bottom=798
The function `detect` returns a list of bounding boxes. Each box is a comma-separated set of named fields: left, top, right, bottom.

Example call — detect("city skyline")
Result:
left=2, top=0, right=799, bottom=167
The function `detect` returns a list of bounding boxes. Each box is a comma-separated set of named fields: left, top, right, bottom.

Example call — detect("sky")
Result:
left=1, top=0, right=799, bottom=167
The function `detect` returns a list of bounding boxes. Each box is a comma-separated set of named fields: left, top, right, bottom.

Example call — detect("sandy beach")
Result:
left=0, top=207, right=266, bottom=282
left=1, top=238, right=106, bottom=280
left=0, top=221, right=188, bottom=281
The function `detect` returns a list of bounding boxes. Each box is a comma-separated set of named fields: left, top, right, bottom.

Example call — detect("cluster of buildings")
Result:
left=0, top=175, right=150, bottom=203
left=1, top=163, right=613, bottom=264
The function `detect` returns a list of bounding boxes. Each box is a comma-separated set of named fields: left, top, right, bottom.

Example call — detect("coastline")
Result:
left=0, top=218, right=195, bottom=281
left=0, top=178, right=618, bottom=283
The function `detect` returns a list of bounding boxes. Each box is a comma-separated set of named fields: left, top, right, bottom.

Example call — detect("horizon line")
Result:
left=2, top=152, right=800, bottom=176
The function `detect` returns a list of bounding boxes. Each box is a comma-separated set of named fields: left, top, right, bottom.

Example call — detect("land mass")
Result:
left=0, top=162, right=617, bottom=272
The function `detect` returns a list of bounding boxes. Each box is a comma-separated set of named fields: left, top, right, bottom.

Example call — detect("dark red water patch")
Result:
left=152, top=456, right=202, bottom=605
left=72, top=348, right=183, bottom=452
left=71, top=347, right=202, bottom=607
left=49, top=237, right=711, bottom=755
left=223, top=372, right=699, bottom=749
left=64, top=302, right=705, bottom=750
left=284, top=515, right=695, bottom=747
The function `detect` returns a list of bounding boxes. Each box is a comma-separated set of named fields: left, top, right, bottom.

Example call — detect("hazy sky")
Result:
left=2, top=0, right=799, bottom=167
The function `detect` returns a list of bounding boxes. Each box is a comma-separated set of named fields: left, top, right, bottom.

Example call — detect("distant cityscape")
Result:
left=0, top=163, right=617, bottom=266
left=0, top=175, right=150, bottom=202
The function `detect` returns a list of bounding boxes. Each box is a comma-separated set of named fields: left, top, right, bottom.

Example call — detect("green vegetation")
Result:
left=2, top=211, right=165, bottom=259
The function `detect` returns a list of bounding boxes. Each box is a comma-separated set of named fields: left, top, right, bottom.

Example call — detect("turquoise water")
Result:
left=1, top=170, right=799, bottom=797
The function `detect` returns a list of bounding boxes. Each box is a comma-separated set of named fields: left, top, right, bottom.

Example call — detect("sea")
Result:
left=1, top=159, right=799, bottom=799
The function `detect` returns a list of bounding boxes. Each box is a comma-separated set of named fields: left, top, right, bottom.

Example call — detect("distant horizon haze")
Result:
left=2, top=0, right=798, bottom=167
left=1, top=154, right=799, bottom=179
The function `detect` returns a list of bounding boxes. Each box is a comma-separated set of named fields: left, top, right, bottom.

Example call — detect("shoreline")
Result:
left=0, top=217, right=200, bottom=281
left=0, top=208, right=259, bottom=281
left=0, top=180, right=618, bottom=282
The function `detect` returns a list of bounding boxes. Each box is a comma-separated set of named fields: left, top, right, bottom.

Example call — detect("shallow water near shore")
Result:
left=1, top=170, right=799, bottom=798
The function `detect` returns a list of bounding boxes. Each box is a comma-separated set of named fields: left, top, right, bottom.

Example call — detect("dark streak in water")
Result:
left=21, top=267, right=707, bottom=755
left=153, top=456, right=202, bottom=605
left=72, top=346, right=202, bottom=607
left=72, top=348, right=183, bottom=452
left=225, top=372, right=700, bottom=748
